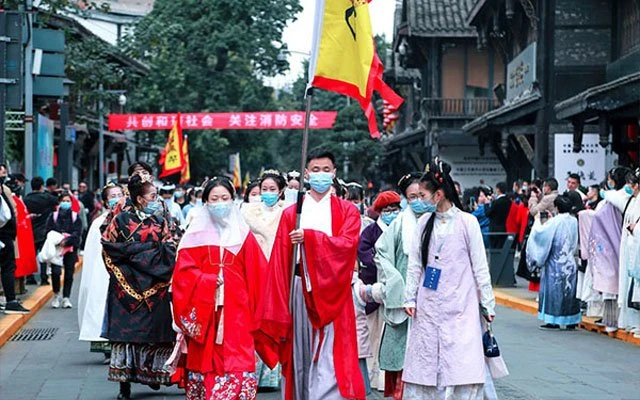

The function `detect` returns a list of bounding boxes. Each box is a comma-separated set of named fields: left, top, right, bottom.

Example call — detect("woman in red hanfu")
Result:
left=172, top=177, right=277, bottom=400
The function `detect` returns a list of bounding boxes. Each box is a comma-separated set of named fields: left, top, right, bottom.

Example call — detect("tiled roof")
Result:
left=406, top=0, right=477, bottom=37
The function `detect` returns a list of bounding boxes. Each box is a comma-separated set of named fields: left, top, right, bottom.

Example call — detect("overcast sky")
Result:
left=266, top=0, right=397, bottom=90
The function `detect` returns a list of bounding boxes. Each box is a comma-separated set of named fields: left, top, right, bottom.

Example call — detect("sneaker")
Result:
left=605, top=326, right=618, bottom=333
left=51, top=294, right=61, bottom=309
left=563, top=324, right=577, bottom=331
left=25, top=277, right=38, bottom=285
left=539, top=323, right=560, bottom=331
left=40, top=279, right=50, bottom=286
left=4, top=300, right=30, bottom=314
left=62, top=298, right=73, bottom=309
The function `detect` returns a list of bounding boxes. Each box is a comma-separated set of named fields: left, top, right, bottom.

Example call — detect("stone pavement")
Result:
left=2, top=270, right=640, bottom=399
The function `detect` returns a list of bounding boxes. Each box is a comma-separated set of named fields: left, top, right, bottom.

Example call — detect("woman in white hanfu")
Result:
left=240, top=170, right=286, bottom=389
left=77, top=182, right=124, bottom=363
left=617, top=169, right=640, bottom=335
left=402, top=160, right=496, bottom=400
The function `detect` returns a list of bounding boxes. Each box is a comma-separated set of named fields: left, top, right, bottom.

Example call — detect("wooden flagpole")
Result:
left=289, top=87, right=314, bottom=313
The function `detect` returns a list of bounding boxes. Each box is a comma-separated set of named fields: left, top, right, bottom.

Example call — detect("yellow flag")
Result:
left=309, top=0, right=403, bottom=138
left=180, top=135, right=190, bottom=184
left=232, top=153, right=241, bottom=189
left=159, top=116, right=184, bottom=178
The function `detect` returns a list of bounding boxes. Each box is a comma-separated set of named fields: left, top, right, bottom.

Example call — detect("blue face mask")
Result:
left=206, top=201, right=233, bottom=221
left=380, top=210, right=399, bottom=225
left=284, top=188, right=299, bottom=203
left=174, top=191, right=184, bottom=199
left=195, top=198, right=203, bottom=206
left=409, top=199, right=432, bottom=215
left=607, top=181, right=614, bottom=190
left=308, top=172, right=333, bottom=194
left=599, top=189, right=606, bottom=200
left=59, top=201, right=71, bottom=211
left=261, top=192, right=280, bottom=207
left=625, top=185, right=634, bottom=196
left=108, top=198, right=120, bottom=209
left=143, top=200, right=162, bottom=215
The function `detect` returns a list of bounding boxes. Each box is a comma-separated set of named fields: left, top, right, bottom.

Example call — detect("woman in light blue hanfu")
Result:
left=527, top=193, right=582, bottom=330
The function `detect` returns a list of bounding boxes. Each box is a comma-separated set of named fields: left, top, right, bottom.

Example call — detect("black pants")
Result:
left=0, top=240, right=16, bottom=302
left=51, top=251, right=77, bottom=298
left=34, top=241, right=47, bottom=282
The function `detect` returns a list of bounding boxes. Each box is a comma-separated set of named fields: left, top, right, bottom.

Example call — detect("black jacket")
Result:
left=79, top=191, right=95, bottom=214
left=45, top=209, right=83, bottom=249
left=486, top=195, right=512, bottom=233
left=0, top=186, right=16, bottom=242
left=24, top=191, right=58, bottom=244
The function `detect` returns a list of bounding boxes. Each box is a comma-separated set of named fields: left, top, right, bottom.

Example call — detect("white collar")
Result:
left=376, top=217, right=388, bottom=232
left=306, top=191, right=332, bottom=204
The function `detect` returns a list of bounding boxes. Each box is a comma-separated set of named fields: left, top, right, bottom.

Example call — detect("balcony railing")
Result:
left=422, top=98, right=499, bottom=118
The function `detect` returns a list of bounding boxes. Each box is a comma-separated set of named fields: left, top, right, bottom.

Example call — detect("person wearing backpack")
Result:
left=45, top=190, right=83, bottom=309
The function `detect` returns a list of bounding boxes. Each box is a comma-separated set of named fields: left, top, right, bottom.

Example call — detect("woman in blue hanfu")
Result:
left=527, top=193, right=582, bottom=330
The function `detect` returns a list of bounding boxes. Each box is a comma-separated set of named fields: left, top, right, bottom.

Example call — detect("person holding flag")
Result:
left=257, top=150, right=365, bottom=400
left=256, top=0, right=403, bottom=397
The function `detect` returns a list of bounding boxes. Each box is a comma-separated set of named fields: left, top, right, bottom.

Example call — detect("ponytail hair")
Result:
left=419, top=158, right=464, bottom=268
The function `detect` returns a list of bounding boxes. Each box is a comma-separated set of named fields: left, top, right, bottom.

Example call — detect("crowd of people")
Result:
left=2, top=152, right=638, bottom=400
left=461, top=168, right=640, bottom=337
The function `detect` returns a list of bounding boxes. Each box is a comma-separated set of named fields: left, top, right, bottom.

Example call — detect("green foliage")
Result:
left=124, top=0, right=301, bottom=181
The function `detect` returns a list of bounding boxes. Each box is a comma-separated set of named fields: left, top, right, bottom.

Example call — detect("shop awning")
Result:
left=555, top=72, right=640, bottom=120
left=462, top=92, right=542, bottom=135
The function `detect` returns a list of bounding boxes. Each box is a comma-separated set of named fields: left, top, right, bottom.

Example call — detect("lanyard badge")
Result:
left=423, top=265, right=441, bottom=290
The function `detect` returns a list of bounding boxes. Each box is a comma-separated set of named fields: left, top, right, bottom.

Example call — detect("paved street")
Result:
left=1, top=272, right=640, bottom=400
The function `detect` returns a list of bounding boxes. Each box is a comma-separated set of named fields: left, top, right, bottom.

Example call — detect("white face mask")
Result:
left=195, top=198, right=203, bottom=206
left=249, top=195, right=261, bottom=203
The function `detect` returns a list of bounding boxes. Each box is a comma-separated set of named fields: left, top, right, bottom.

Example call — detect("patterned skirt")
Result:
left=108, top=342, right=173, bottom=385
left=185, top=371, right=257, bottom=400
left=90, top=341, right=112, bottom=354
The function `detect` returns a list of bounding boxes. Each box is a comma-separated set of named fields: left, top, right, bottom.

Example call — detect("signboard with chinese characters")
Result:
left=108, top=111, right=338, bottom=131
left=506, top=42, right=537, bottom=101
left=554, top=134, right=606, bottom=188
left=439, top=146, right=506, bottom=190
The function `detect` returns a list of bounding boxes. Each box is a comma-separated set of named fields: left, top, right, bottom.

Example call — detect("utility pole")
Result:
left=0, top=14, right=7, bottom=164
left=24, top=1, right=34, bottom=192
left=98, top=83, right=104, bottom=188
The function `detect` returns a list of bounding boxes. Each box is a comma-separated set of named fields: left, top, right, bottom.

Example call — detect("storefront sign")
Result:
left=108, top=111, right=338, bottom=131
left=554, top=134, right=606, bottom=187
left=35, top=115, right=54, bottom=180
left=507, top=42, right=537, bottom=101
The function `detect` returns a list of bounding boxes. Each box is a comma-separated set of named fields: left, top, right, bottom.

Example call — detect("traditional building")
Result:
left=465, top=0, right=619, bottom=187
left=555, top=0, right=640, bottom=168
left=383, top=0, right=506, bottom=189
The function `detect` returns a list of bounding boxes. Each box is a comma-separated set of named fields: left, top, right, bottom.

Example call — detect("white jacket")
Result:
left=38, top=230, right=65, bottom=266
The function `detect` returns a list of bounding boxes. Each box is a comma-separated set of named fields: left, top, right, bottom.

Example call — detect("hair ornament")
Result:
left=261, top=169, right=281, bottom=177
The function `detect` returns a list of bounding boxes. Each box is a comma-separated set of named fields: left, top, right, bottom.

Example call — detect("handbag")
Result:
left=483, top=323, right=500, bottom=358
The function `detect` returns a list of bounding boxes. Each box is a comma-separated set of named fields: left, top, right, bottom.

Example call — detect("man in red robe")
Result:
left=257, top=151, right=365, bottom=400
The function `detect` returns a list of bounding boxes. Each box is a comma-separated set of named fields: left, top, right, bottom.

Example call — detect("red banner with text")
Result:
left=108, top=111, right=338, bottom=131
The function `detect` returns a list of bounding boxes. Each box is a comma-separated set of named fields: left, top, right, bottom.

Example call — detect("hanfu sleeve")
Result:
left=301, top=203, right=361, bottom=328
left=172, top=246, right=217, bottom=344
left=464, top=214, right=496, bottom=317
left=403, top=216, right=426, bottom=309
left=375, top=220, right=408, bottom=326
left=240, top=233, right=279, bottom=369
